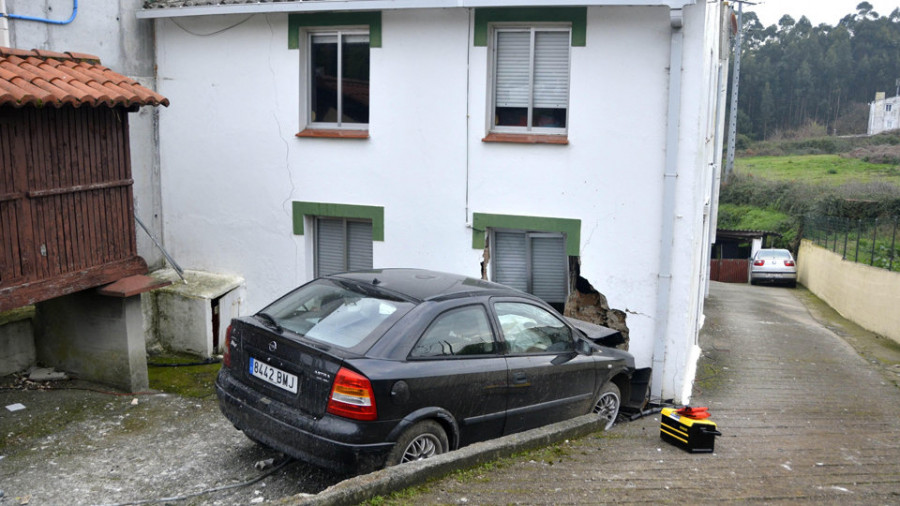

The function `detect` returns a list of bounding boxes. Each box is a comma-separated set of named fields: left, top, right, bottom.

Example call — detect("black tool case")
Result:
left=659, top=407, right=721, bottom=453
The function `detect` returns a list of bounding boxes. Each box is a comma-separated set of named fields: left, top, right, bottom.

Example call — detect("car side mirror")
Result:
left=577, top=338, right=594, bottom=355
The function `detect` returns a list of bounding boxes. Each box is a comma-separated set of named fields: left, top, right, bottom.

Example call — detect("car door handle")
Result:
left=511, top=371, right=530, bottom=388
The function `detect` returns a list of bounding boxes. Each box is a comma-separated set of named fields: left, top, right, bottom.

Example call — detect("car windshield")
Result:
left=261, top=279, right=414, bottom=349
left=759, top=250, right=791, bottom=260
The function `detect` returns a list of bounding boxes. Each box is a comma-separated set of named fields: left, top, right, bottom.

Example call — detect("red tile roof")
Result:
left=0, top=47, right=169, bottom=108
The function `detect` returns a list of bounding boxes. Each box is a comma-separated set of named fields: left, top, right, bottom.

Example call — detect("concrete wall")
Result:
left=0, top=308, right=36, bottom=376
left=34, top=292, right=149, bottom=392
left=5, top=0, right=164, bottom=268
left=143, top=270, right=246, bottom=357
left=151, top=3, right=725, bottom=401
left=798, top=239, right=900, bottom=344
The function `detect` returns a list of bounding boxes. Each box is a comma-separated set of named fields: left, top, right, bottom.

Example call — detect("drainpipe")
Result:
left=651, top=7, right=685, bottom=401
left=0, top=0, right=9, bottom=47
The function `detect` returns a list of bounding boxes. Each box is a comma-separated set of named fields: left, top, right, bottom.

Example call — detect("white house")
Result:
left=868, top=91, right=900, bottom=135
left=130, top=0, right=730, bottom=403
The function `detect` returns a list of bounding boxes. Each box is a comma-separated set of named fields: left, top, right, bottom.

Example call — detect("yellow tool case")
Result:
left=660, top=407, right=721, bottom=453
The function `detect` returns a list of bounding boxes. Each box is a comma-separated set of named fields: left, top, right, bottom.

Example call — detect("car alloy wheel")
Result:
left=592, top=382, right=621, bottom=431
left=387, top=420, right=449, bottom=466
left=401, top=433, right=442, bottom=462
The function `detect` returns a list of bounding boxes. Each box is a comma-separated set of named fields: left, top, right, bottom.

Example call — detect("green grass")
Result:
left=735, top=155, right=900, bottom=186
left=717, top=203, right=793, bottom=231
left=147, top=353, right=221, bottom=398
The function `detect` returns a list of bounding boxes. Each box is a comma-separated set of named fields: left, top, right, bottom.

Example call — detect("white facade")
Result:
left=868, top=92, right=900, bottom=135
left=143, top=1, right=729, bottom=402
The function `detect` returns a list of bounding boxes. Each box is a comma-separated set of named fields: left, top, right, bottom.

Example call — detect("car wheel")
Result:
left=592, top=382, right=621, bottom=431
left=386, top=420, right=449, bottom=466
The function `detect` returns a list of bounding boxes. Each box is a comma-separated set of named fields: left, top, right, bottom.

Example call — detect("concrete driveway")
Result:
left=390, top=282, right=900, bottom=504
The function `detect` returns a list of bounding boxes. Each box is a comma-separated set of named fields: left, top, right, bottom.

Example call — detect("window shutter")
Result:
left=347, top=221, right=373, bottom=271
left=495, top=31, right=531, bottom=108
left=533, top=31, right=570, bottom=109
left=493, top=231, right=528, bottom=292
left=316, top=218, right=346, bottom=276
left=530, top=235, right=568, bottom=304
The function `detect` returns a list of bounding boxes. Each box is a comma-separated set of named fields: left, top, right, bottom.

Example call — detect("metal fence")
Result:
left=803, top=215, right=900, bottom=272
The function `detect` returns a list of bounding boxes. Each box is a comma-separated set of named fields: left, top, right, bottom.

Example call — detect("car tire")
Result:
left=386, top=420, right=449, bottom=467
left=592, top=382, right=621, bottom=431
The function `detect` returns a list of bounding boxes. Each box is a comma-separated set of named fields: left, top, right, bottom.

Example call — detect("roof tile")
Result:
left=0, top=47, right=169, bottom=108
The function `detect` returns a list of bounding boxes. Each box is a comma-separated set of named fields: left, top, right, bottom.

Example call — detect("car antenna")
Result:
left=372, top=277, right=381, bottom=285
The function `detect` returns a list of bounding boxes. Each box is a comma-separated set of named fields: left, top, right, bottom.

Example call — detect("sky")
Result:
left=744, top=0, right=897, bottom=27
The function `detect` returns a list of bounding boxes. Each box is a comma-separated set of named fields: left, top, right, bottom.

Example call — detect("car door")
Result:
left=492, top=299, right=597, bottom=434
left=402, top=303, right=509, bottom=446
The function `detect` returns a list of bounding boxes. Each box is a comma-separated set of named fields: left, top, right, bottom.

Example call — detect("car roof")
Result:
left=329, top=268, right=523, bottom=303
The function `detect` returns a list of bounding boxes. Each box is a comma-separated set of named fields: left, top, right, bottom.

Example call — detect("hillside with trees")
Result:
left=736, top=2, right=900, bottom=142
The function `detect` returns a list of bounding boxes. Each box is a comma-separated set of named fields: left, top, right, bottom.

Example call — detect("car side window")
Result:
left=410, top=306, right=496, bottom=358
left=495, top=302, right=574, bottom=354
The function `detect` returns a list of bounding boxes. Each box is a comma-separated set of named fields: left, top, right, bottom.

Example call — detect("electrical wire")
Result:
left=170, top=14, right=253, bottom=37
left=0, top=384, right=157, bottom=396
left=99, top=457, right=295, bottom=506
left=147, top=357, right=221, bottom=367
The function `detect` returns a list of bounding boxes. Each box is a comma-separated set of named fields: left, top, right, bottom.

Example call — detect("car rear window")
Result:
left=759, top=250, right=791, bottom=259
left=261, top=279, right=414, bottom=349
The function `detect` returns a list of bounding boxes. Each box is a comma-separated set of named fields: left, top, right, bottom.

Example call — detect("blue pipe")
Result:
left=3, top=0, right=77, bottom=25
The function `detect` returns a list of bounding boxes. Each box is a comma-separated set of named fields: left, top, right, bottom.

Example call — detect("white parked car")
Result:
left=749, top=249, right=797, bottom=287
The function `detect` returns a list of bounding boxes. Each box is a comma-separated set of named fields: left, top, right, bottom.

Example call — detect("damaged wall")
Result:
left=564, top=275, right=630, bottom=349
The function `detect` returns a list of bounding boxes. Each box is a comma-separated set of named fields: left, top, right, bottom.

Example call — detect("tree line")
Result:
left=735, top=2, right=900, bottom=141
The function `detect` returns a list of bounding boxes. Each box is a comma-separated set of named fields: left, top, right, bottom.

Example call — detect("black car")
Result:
left=215, top=269, right=649, bottom=473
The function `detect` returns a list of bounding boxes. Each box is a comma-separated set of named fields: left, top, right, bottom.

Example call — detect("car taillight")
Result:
left=784, top=260, right=795, bottom=266
left=754, top=260, right=765, bottom=266
left=223, top=324, right=233, bottom=368
left=327, top=368, right=377, bottom=421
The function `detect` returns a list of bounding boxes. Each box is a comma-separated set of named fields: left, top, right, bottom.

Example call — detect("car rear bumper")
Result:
left=750, top=271, right=797, bottom=283
left=215, top=368, right=394, bottom=473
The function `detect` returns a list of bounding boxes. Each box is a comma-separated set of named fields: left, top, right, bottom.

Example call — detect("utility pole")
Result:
left=724, top=1, right=754, bottom=185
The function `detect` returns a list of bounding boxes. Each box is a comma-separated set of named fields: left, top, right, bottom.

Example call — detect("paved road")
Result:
left=404, top=282, right=900, bottom=504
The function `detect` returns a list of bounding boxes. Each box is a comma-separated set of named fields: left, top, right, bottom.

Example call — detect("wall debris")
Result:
left=564, top=273, right=630, bottom=349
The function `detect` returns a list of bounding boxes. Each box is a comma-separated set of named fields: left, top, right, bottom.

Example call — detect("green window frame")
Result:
left=471, top=213, right=580, bottom=256
left=292, top=201, right=384, bottom=240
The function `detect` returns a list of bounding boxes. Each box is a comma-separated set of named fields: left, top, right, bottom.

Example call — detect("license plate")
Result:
left=249, top=357, right=298, bottom=394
